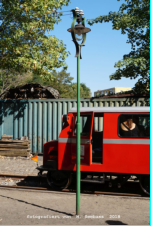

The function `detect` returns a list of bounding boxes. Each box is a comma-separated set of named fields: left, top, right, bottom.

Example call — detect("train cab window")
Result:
left=74, top=115, right=92, bottom=137
left=118, top=114, right=150, bottom=138
left=92, top=113, right=104, bottom=164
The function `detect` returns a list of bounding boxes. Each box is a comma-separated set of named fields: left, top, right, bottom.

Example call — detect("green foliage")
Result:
left=0, top=69, right=32, bottom=94
left=0, top=0, right=70, bottom=81
left=70, top=83, right=92, bottom=98
left=27, top=70, right=92, bottom=98
left=87, top=0, right=150, bottom=93
left=48, top=70, right=74, bottom=98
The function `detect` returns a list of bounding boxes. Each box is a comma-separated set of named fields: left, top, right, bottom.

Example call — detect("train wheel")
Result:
left=139, top=175, right=150, bottom=196
left=47, top=171, right=72, bottom=190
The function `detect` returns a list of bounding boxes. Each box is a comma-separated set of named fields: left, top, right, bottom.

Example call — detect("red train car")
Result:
left=37, top=107, right=150, bottom=195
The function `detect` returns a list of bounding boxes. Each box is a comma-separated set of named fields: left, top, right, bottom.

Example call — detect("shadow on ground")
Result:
left=106, top=220, right=128, bottom=225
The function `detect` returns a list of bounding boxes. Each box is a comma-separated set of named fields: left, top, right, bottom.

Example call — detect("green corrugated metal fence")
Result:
left=0, top=97, right=150, bottom=153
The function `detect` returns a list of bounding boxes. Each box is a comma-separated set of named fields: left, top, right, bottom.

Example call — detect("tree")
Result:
left=70, top=83, right=91, bottom=98
left=80, top=83, right=92, bottom=98
left=48, top=70, right=74, bottom=98
left=0, top=0, right=70, bottom=83
left=0, top=69, right=33, bottom=94
left=87, top=0, right=150, bottom=93
left=27, top=70, right=92, bottom=98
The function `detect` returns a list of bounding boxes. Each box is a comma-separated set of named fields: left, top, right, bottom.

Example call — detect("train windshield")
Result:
left=74, top=114, right=92, bottom=137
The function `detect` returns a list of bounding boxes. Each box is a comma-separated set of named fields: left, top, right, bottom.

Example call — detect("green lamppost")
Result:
left=67, top=7, right=91, bottom=215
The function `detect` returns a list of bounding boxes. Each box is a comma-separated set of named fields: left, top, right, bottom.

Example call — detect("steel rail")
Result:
left=0, top=174, right=28, bottom=179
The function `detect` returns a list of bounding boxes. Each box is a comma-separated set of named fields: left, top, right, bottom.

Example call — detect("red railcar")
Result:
left=37, top=107, right=150, bottom=195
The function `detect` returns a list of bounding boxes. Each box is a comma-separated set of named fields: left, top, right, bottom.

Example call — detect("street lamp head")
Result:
left=74, top=24, right=91, bottom=36
left=68, top=8, right=91, bottom=57
left=67, top=24, right=91, bottom=36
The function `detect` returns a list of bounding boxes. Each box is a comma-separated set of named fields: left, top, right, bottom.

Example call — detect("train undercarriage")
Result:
left=37, top=166, right=150, bottom=196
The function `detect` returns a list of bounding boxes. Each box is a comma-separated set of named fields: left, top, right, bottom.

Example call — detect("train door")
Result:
left=71, top=112, right=94, bottom=165
left=92, top=113, right=104, bottom=164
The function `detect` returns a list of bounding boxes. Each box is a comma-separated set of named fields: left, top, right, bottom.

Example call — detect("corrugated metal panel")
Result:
left=0, top=97, right=150, bottom=154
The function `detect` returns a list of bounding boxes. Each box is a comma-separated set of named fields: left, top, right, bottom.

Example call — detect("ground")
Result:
left=0, top=156, right=43, bottom=176
left=0, top=187, right=149, bottom=225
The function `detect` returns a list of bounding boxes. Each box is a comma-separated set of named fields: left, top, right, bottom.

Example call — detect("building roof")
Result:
left=94, top=87, right=131, bottom=92
left=69, top=107, right=150, bottom=113
left=94, top=93, right=150, bottom=99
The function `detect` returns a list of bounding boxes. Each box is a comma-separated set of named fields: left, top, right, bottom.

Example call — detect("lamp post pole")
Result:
left=67, top=8, right=91, bottom=215
left=76, top=44, right=81, bottom=215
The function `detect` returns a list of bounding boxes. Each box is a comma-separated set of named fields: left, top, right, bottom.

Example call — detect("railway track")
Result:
left=0, top=174, right=147, bottom=198
left=0, top=174, right=28, bottom=179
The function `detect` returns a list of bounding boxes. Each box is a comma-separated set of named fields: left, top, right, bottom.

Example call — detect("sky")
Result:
left=47, top=0, right=137, bottom=96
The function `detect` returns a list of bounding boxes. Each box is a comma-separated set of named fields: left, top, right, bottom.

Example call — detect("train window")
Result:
left=74, top=115, right=92, bottom=137
left=92, top=113, right=103, bottom=164
left=93, top=114, right=103, bottom=132
left=118, top=114, right=150, bottom=138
